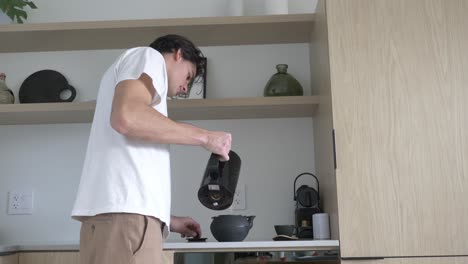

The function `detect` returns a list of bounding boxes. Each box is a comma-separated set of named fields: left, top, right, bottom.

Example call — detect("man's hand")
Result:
left=203, top=131, right=232, bottom=161
left=170, top=215, right=202, bottom=238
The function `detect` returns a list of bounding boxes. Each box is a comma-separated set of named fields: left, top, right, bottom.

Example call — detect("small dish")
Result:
left=272, top=235, right=298, bottom=241
left=186, top=237, right=207, bottom=242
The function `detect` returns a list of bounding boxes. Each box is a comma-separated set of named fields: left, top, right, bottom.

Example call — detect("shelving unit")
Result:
left=0, top=14, right=314, bottom=53
left=0, top=96, right=318, bottom=125
left=0, top=14, right=316, bottom=125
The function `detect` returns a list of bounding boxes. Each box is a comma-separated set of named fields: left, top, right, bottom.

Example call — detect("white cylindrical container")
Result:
left=227, top=0, right=244, bottom=16
left=312, top=213, right=330, bottom=240
left=264, top=0, right=288, bottom=15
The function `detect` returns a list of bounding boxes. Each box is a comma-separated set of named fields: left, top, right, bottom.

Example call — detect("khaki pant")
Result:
left=78, top=213, right=163, bottom=264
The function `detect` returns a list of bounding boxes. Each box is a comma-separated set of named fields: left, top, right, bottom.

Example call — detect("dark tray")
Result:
left=19, top=69, right=76, bottom=103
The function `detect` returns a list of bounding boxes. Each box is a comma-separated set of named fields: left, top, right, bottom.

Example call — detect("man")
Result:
left=71, top=34, right=232, bottom=264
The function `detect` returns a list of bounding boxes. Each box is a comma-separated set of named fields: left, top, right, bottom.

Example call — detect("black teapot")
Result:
left=210, top=215, right=255, bottom=242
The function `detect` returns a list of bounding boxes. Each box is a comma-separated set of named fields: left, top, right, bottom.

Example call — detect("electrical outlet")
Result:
left=231, top=184, right=246, bottom=210
left=8, top=190, right=34, bottom=215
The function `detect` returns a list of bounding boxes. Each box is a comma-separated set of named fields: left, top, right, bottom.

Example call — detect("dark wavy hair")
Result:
left=149, top=34, right=206, bottom=79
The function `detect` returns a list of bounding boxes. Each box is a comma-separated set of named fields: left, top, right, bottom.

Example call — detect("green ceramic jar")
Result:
left=264, top=64, right=304, bottom=96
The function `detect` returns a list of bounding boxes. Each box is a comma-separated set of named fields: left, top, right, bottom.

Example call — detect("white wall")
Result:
left=0, top=0, right=318, bottom=244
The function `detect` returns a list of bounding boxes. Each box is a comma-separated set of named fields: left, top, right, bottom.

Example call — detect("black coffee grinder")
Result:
left=294, top=172, right=321, bottom=239
left=198, top=150, right=241, bottom=210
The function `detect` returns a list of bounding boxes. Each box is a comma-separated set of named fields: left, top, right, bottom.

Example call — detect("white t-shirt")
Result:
left=71, top=47, right=171, bottom=237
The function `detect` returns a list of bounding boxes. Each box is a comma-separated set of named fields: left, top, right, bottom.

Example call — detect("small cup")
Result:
left=312, top=213, right=330, bottom=240
left=274, top=225, right=296, bottom=236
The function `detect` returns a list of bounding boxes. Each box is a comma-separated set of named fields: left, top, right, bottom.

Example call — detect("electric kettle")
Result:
left=198, top=150, right=241, bottom=210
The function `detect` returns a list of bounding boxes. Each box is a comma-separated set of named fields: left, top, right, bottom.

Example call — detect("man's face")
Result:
left=167, top=50, right=196, bottom=97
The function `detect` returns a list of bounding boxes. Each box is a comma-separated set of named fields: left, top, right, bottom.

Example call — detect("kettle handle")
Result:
left=247, top=215, right=256, bottom=229
left=206, top=153, right=221, bottom=179
left=293, top=172, right=320, bottom=203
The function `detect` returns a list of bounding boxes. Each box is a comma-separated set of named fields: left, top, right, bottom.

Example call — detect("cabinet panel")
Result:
left=0, top=254, right=18, bottom=264
left=327, top=0, right=468, bottom=258
left=17, top=251, right=174, bottom=264
left=18, top=252, right=79, bottom=264
left=163, top=251, right=174, bottom=264
left=342, top=256, right=468, bottom=264
left=310, top=0, right=338, bottom=240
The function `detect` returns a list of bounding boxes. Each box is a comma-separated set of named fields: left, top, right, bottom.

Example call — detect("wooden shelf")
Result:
left=0, top=101, right=96, bottom=125
left=0, top=96, right=318, bottom=125
left=0, top=14, right=314, bottom=53
left=169, top=96, right=318, bottom=120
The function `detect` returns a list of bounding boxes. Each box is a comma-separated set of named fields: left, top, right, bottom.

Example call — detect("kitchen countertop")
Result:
left=0, top=240, right=339, bottom=255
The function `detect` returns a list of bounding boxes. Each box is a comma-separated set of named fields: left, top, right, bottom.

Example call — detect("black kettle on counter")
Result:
left=198, top=150, right=241, bottom=210
left=210, top=215, right=255, bottom=242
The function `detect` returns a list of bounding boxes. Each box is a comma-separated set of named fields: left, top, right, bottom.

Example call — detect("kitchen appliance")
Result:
left=294, top=172, right=321, bottom=239
left=210, top=215, right=255, bottom=242
left=198, top=150, right=241, bottom=210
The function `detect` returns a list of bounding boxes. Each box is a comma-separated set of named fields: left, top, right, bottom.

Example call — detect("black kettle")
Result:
left=198, top=150, right=241, bottom=210
left=210, top=215, right=255, bottom=242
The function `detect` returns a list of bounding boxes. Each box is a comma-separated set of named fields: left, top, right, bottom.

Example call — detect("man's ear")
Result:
left=174, top=49, right=183, bottom=61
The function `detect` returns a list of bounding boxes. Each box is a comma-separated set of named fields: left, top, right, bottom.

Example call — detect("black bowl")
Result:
left=274, top=225, right=295, bottom=236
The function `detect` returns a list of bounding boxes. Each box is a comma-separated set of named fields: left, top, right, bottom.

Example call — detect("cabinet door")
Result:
left=162, top=251, right=174, bottom=264
left=342, top=256, right=468, bottom=264
left=0, top=254, right=18, bottom=264
left=19, top=252, right=79, bottom=264
left=17, top=251, right=173, bottom=264
left=327, top=0, right=468, bottom=258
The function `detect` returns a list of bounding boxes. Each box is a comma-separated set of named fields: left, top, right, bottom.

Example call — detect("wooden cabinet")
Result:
left=342, top=257, right=468, bottom=264
left=16, top=251, right=174, bottom=264
left=163, top=251, right=174, bottom=264
left=18, top=252, right=79, bottom=264
left=312, top=0, right=468, bottom=261
left=0, top=254, right=18, bottom=264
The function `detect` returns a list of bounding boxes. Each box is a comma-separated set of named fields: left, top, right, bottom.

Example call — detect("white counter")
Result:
left=164, top=240, right=339, bottom=253
left=0, top=240, right=339, bottom=255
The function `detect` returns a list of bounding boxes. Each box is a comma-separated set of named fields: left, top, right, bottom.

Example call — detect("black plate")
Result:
left=19, top=69, right=76, bottom=103
left=186, top=237, right=207, bottom=242
left=272, top=235, right=299, bottom=241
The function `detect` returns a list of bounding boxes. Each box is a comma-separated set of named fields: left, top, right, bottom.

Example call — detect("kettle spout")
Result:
left=246, top=216, right=256, bottom=229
